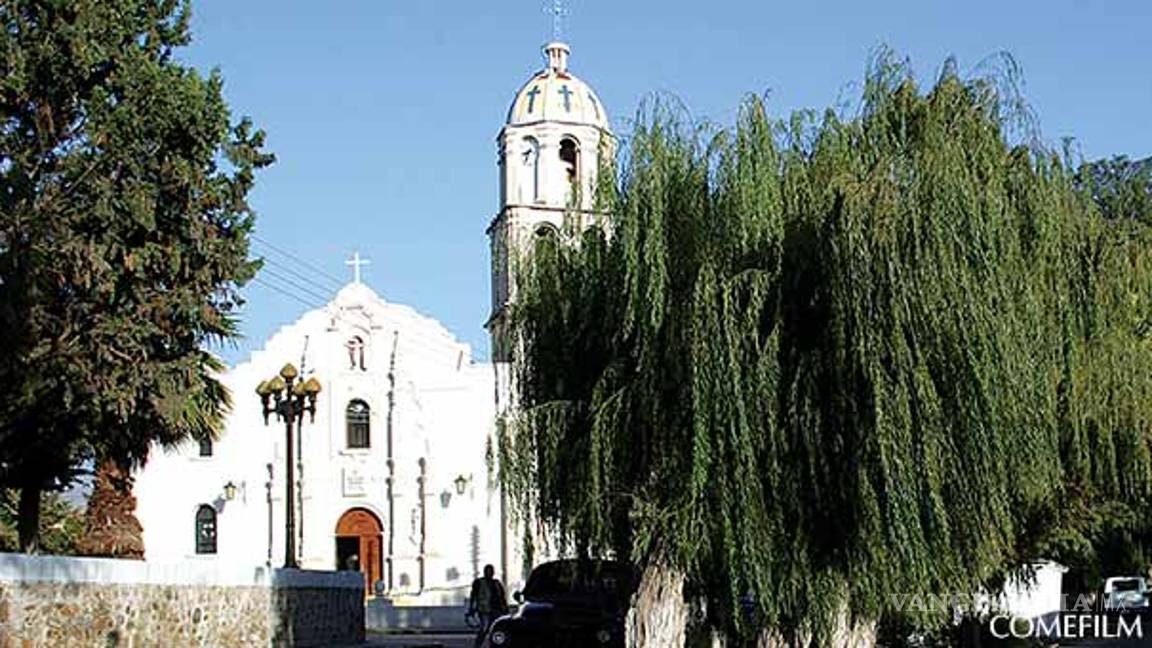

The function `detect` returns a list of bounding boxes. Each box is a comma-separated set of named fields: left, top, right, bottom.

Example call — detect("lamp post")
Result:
left=256, top=363, right=321, bottom=569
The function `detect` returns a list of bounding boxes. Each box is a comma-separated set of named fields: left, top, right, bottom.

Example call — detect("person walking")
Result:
left=467, top=564, right=507, bottom=646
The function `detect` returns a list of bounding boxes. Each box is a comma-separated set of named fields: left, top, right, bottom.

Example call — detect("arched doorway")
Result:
left=335, top=508, right=383, bottom=595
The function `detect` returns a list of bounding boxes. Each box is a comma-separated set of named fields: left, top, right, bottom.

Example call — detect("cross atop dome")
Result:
left=544, top=0, right=569, bottom=42
left=542, top=0, right=571, bottom=72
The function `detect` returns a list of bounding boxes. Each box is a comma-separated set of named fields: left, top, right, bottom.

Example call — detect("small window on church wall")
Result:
left=346, top=336, right=367, bottom=371
left=195, top=505, right=217, bottom=554
left=198, top=437, right=213, bottom=457
left=346, top=400, right=371, bottom=449
left=559, top=137, right=579, bottom=197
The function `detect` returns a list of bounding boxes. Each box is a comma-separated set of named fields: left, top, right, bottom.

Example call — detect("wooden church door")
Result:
left=335, top=508, right=383, bottom=595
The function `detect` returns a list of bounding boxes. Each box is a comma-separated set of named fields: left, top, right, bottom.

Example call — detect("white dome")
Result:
left=506, top=42, right=608, bottom=130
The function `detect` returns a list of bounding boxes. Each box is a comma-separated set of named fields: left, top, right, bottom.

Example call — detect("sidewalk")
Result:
left=351, top=632, right=475, bottom=647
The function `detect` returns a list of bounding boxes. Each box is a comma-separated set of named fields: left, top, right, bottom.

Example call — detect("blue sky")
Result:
left=183, top=1, right=1152, bottom=366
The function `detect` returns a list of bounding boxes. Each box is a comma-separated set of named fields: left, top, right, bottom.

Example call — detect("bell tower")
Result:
left=487, top=40, right=613, bottom=363
left=486, top=25, right=614, bottom=589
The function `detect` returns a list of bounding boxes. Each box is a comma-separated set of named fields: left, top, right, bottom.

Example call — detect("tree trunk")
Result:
left=627, top=561, right=689, bottom=648
left=624, top=566, right=876, bottom=648
left=17, top=484, right=42, bottom=554
left=76, top=461, right=145, bottom=559
left=827, top=614, right=876, bottom=648
left=755, top=601, right=876, bottom=648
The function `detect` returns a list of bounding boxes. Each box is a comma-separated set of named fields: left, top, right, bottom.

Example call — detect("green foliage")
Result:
left=0, top=489, right=84, bottom=555
left=1077, top=155, right=1152, bottom=223
left=0, top=0, right=271, bottom=546
left=501, top=52, right=1152, bottom=640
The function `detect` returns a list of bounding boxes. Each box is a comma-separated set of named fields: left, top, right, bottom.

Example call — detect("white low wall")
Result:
left=0, top=553, right=362, bottom=590
left=366, top=599, right=472, bottom=633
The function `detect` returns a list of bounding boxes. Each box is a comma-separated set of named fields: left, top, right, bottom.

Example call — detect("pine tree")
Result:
left=0, top=0, right=271, bottom=551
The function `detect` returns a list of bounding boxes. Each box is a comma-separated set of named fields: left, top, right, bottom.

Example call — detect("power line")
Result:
left=260, top=267, right=333, bottom=305
left=249, top=237, right=345, bottom=303
left=254, top=274, right=366, bottom=331
left=252, top=277, right=320, bottom=310
left=245, top=237, right=384, bottom=339
left=252, top=235, right=346, bottom=288
left=260, top=253, right=342, bottom=295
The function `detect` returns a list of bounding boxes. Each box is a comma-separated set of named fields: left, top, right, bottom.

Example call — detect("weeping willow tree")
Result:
left=499, top=53, right=1152, bottom=645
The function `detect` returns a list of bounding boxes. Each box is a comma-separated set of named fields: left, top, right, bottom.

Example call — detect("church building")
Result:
left=135, top=37, right=612, bottom=603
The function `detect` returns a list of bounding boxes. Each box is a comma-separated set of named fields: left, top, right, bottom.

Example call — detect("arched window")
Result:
left=521, top=137, right=540, bottom=203
left=346, top=400, right=371, bottom=449
left=198, top=437, right=213, bottom=457
left=534, top=224, right=559, bottom=254
left=195, top=505, right=217, bottom=554
left=559, top=137, right=579, bottom=199
left=346, top=336, right=366, bottom=371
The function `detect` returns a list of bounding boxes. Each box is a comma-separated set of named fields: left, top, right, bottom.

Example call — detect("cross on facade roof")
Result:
left=345, top=251, right=371, bottom=284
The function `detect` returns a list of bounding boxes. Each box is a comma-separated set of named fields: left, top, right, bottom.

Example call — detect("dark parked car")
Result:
left=482, top=559, right=636, bottom=648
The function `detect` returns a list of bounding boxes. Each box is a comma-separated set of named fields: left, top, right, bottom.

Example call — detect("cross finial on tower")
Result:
left=544, top=0, right=569, bottom=41
left=345, top=251, right=371, bottom=284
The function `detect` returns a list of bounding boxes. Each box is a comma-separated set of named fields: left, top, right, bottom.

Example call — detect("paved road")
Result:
left=359, top=633, right=476, bottom=647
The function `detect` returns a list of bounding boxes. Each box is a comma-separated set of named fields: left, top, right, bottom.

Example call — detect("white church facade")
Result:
left=135, top=38, right=612, bottom=603
left=135, top=279, right=500, bottom=601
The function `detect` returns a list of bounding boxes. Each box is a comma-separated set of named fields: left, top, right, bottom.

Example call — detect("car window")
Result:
left=523, top=562, right=634, bottom=604
left=1111, top=579, right=1145, bottom=592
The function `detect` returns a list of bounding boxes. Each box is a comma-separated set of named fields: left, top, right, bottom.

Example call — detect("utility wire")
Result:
left=259, top=253, right=343, bottom=294
left=256, top=271, right=368, bottom=332
left=249, top=236, right=344, bottom=306
left=260, top=267, right=333, bottom=305
left=247, top=238, right=386, bottom=345
left=252, top=235, right=346, bottom=288
left=252, top=277, right=320, bottom=310
left=250, top=277, right=362, bottom=339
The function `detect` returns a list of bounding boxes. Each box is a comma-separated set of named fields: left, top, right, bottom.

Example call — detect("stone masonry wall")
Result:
left=272, top=586, right=364, bottom=647
left=0, top=554, right=363, bottom=648
left=0, top=581, right=271, bottom=647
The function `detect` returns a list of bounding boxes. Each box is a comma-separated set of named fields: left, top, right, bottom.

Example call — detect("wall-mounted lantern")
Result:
left=454, top=474, right=470, bottom=495
left=223, top=481, right=238, bottom=502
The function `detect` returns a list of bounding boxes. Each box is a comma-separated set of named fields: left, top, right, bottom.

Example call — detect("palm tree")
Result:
left=79, top=351, right=232, bottom=559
